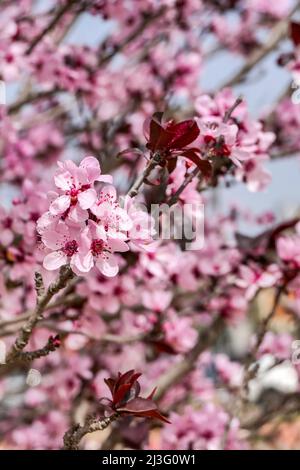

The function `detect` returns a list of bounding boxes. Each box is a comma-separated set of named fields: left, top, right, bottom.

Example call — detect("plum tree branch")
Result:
left=222, top=2, right=300, bottom=88
left=63, top=413, right=119, bottom=450
left=5, top=265, right=74, bottom=363
left=241, top=283, right=287, bottom=399
left=25, top=0, right=77, bottom=55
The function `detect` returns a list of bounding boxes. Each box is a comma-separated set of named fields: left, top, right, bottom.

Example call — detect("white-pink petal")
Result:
left=72, top=251, right=94, bottom=273
left=98, top=174, right=113, bottom=184
left=43, top=251, right=67, bottom=271
left=108, top=238, right=129, bottom=253
left=68, top=205, right=88, bottom=224
left=78, top=188, right=97, bottom=210
left=96, top=253, right=119, bottom=277
left=41, top=229, right=67, bottom=250
left=49, top=195, right=70, bottom=215
left=54, top=172, right=72, bottom=191
left=80, top=156, right=101, bottom=181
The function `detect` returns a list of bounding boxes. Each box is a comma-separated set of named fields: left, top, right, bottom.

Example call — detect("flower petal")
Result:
left=41, top=229, right=67, bottom=250
left=96, top=253, right=119, bottom=277
left=108, top=238, right=129, bottom=253
left=72, top=251, right=94, bottom=273
left=49, top=195, right=70, bottom=215
left=43, top=251, right=67, bottom=271
left=78, top=188, right=97, bottom=210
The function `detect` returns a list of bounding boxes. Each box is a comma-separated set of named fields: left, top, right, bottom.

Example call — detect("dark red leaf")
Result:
left=147, top=114, right=165, bottom=152
left=139, top=409, right=171, bottom=424
left=146, top=114, right=199, bottom=153
left=117, top=397, right=158, bottom=414
left=104, top=378, right=116, bottom=395
left=291, top=21, right=300, bottom=46
left=113, top=383, right=132, bottom=406
left=182, top=150, right=212, bottom=178
left=128, top=372, right=142, bottom=386
left=166, top=157, right=177, bottom=174
left=166, top=120, right=200, bottom=150
left=118, top=398, right=171, bottom=423
left=115, top=370, right=135, bottom=389
left=147, top=387, right=157, bottom=400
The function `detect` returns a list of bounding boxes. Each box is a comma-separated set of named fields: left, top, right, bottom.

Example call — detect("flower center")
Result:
left=91, top=239, right=105, bottom=256
left=3, top=217, right=12, bottom=229
left=68, top=188, right=78, bottom=205
left=62, top=240, right=78, bottom=257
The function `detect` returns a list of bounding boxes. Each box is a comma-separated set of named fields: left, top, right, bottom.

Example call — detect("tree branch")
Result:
left=127, top=152, right=161, bottom=197
left=63, top=413, right=119, bottom=450
left=5, top=265, right=74, bottom=363
left=241, top=283, right=287, bottom=399
left=25, top=0, right=77, bottom=55
left=222, top=2, right=300, bottom=88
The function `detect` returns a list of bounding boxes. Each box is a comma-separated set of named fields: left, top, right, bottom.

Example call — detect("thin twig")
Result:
left=98, top=7, right=166, bottom=66
left=25, top=0, right=77, bottom=55
left=127, top=153, right=161, bottom=197
left=63, top=413, right=119, bottom=450
left=5, top=265, right=74, bottom=363
left=167, top=166, right=200, bottom=207
left=166, top=95, right=243, bottom=206
left=17, top=335, right=60, bottom=362
left=241, top=283, right=286, bottom=399
left=221, top=2, right=300, bottom=88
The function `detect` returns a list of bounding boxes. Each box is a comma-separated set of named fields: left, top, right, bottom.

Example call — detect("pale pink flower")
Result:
left=49, top=157, right=112, bottom=223
left=257, top=332, right=293, bottom=360
left=277, top=235, right=300, bottom=267
left=163, top=310, right=197, bottom=353
left=40, top=221, right=81, bottom=271
left=236, top=263, right=281, bottom=299
left=142, top=289, right=173, bottom=313
left=198, top=122, right=254, bottom=167
left=73, top=221, right=129, bottom=277
left=90, top=185, right=132, bottom=238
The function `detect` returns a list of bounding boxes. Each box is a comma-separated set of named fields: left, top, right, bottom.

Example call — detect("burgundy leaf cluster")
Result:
left=290, top=21, right=300, bottom=47
left=145, top=112, right=211, bottom=177
left=102, top=370, right=170, bottom=423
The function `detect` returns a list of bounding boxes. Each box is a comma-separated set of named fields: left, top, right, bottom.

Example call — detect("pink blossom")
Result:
left=277, top=235, right=300, bottom=267
left=236, top=263, right=281, bottom=299
left=90, top=185, right=132, bottom=238
left=159, top=404, right=245, bottom=450
left=73, top=220, right=129, bottom=277
left=40, top=221, right=81, bottom=271
left=257, top=332, right=293, bottom=360
left=163, top=310, right=197, bottom=353
left=49, top=157, right=112, bottom=223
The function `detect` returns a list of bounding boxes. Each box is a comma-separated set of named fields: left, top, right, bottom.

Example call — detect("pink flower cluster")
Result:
left=159, top=404, right=246, bottom=450
left=37, top=156, right=154, bottom=277
left=195, top=89, right=275, bottom=191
